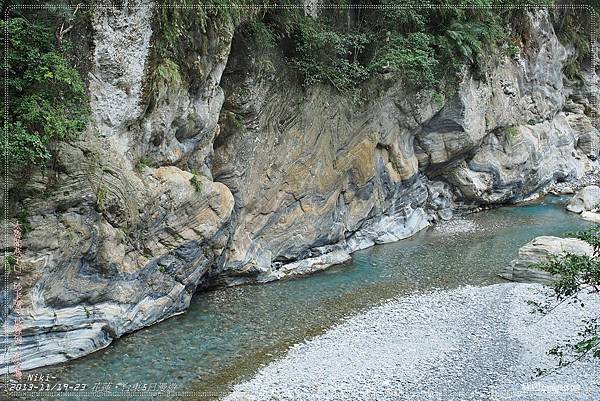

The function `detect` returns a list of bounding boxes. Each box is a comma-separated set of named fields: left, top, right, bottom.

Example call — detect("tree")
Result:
left=530, top=227, right=600, bottom=377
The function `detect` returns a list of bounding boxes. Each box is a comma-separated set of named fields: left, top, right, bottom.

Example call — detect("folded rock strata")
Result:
left=1, top=4, right=599, bottom=372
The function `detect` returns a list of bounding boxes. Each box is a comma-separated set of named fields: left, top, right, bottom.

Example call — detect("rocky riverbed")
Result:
left=225, top=283, right=600, bottom=401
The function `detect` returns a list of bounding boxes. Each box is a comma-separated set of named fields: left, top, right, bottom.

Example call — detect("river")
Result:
left=28, top=196, right=591, bottom=400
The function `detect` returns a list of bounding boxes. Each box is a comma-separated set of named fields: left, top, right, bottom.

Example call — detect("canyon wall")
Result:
left=2, top=3, right=598, bottom=372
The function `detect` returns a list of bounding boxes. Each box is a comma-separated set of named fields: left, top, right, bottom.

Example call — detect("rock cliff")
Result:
left=2, top=4, right=598, bottom=372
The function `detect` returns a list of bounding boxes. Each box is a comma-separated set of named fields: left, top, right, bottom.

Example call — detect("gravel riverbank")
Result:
left=224, top=283, right=600, bottom=401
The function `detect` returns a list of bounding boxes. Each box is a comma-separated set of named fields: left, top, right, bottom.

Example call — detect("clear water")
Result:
left=27, top=197, right=592, bottom=400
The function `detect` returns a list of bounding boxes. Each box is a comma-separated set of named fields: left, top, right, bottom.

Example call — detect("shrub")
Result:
left=432, top=91, right=445, bottom=108
left=135, top=156, right=154, bottom=172
left=2, top=16, right=89, bottom=168
left=553, top=4, right=593, bottom=86
left=571, top=226, right=600, bottom=256
left=231, top=113, right=246, bottom=132
left=530, top=227, right=600, bottom=375
left=154, top=58, right=182, bottom=87
left=504, top=126, right=519, bottom=141
left=288, top=17, right=370, bottom=91
left=190, top=170, right=203, bottom=193
left=240, top=18, right=278, bottom=50
left=244, top=2, right=523, bottom=93
left=96, top=184, right=108, bottom=211
left=16, top=209, right=32, bottom=238
left=5, top=254, right=17, bottom=275
left=563, top=58, right=584, bottom=86
left=152, top=0, right=256, bottom=91
left=370, top=32, right=439, bottom=90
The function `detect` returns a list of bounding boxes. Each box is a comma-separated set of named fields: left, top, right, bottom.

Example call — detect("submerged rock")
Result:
left=500, top=236, right=594, bottom=284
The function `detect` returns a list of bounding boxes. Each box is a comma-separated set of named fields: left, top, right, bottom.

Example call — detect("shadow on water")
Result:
left=31, top=197, right=592, bottom=400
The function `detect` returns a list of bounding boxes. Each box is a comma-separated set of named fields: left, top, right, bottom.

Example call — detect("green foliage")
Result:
left=436, top=13, right=507, bottom=82
left=151, top=1, right=585, bottom=97
left=377, top=0, right=430, bottom=32
left=154, top=58, right=182, bottom=88
left=231, top=113, right=246, bottom=132
left=16, top=209, right=32, bottom=237
left=154, top=0, right=251, bottom=58
left=445, top=22, right=485, bottom=64
left=240, top=18, right=278, bottom=50
left=535, top=317, right=600, bottom=377
left=5, top=254, right=17, bottom=275
left=135, top=156, right=154, bottom=172
left=432, top=92, right=445, bottom=108
left=152, top=0, right=256, bottom=94
left=255, top=59, right=276, bottom=77
left=554, top=5, right=592, bottom=86
left=563, top=58, right=584, bottom=86
left=537, top=253, right=599, bottom=299
left=530, top=227, right=600, bottom=374
left=505, top=40, right=520, bottom=59
left=504, top=126, right=519, bottom=141
left=570, top=226, right=600, bottom=256
left=244, top=2, right=523, bottom=93
left=190, top=170, right=203, bottom=193
left=2, top=16, right=89, bottom=168
left=575, top=329, right=599, bottom=356
left=84, top=306, right=91, bottom=319
left=289, top=16, right=370, bottom=91
left=96, top=184, right=108, bottom=211
left=148, top=57, right=182, bottom=101
left=370, top=33, right=439, bottom=90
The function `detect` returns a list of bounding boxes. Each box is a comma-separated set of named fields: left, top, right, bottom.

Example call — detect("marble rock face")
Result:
left=1, top=2, right=236, bottom=373
left=3, top=6, right=599, bottom=373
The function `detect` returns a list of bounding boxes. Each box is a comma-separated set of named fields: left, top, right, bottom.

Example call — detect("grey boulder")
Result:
left=500, top=236, right=594, bottom=284
left=566, top=185, right=600, bottom=213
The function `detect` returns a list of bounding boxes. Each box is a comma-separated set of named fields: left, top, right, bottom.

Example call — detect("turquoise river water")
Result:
left=24, top=197, right=593, bottom=401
